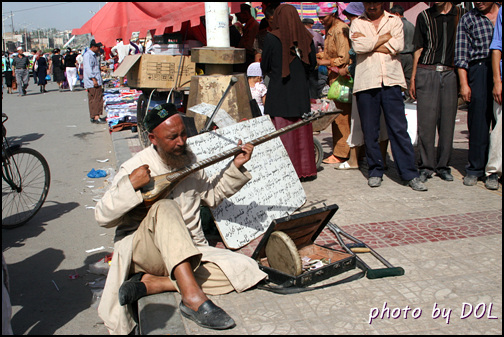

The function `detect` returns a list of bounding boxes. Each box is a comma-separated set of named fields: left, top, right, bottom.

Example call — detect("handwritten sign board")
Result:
left=186, top=115, right=306, bottom=249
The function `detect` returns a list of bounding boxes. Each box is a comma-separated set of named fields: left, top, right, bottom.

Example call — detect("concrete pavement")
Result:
left=111, top=101, right=502, bottom=334
left=2, top=79, right=499, bottom=334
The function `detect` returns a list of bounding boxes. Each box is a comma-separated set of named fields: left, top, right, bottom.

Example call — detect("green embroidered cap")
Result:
left=143, top=103, right=178, bottom=133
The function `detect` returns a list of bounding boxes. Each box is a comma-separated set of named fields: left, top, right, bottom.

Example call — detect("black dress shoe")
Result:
left=118, top=272, right=146, bottom=306
left=90, top=118, right=106, bottom=124
left=179, top=300, right=236, bottom=330
left=419, top=170, right=431, bottom=183
left=437, top=170, right=453, bottom=181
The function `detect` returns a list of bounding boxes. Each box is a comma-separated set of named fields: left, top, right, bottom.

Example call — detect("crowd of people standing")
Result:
left=2, top=2, right=501, bottom=191
left=244, top=2, right=501, bottom=191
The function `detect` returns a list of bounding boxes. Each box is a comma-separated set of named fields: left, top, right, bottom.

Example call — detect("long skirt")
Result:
left=272, top=116, right=317, bottom=179
left=53, top=67, right=65, bottom=82
left=3, top=71, right=13, bottom=87
left=37, top=69, right=48, bottom=86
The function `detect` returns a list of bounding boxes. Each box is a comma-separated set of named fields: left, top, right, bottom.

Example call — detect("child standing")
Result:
left=247, top=62, right=267, bottom=115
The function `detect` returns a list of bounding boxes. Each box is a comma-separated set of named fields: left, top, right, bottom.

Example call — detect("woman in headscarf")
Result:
left=51, top=48, right=65, bottom=91
left=316, top=2, right=352, bottom=165
left=261, top=4, right=318, bottom=180
left=35, top=50, right=49, bottom=93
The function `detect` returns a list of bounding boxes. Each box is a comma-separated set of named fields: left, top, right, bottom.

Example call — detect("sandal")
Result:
left=335, top=161, right=359, bottom=170
left=322, top=155, right=347, bottom=164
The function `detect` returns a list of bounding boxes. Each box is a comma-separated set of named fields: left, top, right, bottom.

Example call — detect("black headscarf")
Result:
left=269, top=4, right=314, bottom=78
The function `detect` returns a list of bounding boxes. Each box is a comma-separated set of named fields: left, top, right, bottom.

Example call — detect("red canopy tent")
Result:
left=72, top=2, right=243, bottom=47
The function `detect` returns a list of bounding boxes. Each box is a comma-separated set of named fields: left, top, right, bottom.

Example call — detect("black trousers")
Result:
left=356, top=85, right=419, bottom=181
left=466, top=60, right=495, bottom=177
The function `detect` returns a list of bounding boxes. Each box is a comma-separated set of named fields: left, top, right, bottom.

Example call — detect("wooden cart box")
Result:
left=252, top=204, right=356, bottom=287
left=114, top=54, right=195, bottom=89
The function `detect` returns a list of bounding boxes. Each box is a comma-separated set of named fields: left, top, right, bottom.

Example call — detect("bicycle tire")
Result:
left=2, top=147, right=50, bottom=228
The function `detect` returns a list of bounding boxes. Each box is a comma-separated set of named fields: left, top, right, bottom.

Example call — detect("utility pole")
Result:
left=11, top=11, right=14, bottom=35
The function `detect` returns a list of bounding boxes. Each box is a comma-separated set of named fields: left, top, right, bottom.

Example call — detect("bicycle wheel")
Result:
left=2, top=147, right=50, bottom=228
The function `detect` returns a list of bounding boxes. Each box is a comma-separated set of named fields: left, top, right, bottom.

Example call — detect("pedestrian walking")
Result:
left=35, top=50, right=49, bottom=93
left=76, top=49, right=84, bottom=88
left=11, top=47, right=30, bottom=96
left=83, top=40, right=106, bottom=124
left=410, top=2, right=465, bottom=184
left=261, top=3, right=318, bottom=180
left=64, top=48, right=78, bottom=92
left=350, top=2, right=426, bottom=191
left=455, top=2, right=500, bottom=186
left=31, top=49, right=39, bottom=85
left=51, top=48, right=65, bottom=91
left=2, top=52, right=14, bottom=94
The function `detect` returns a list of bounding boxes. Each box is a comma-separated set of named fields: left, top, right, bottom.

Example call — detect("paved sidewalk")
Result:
left=110, top=107, right=501, bottom=335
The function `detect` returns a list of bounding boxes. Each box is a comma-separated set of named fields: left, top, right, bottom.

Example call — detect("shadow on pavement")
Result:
left=7, top=249, right=106, bottom=335
left=2, top=201, right=80, bottom=250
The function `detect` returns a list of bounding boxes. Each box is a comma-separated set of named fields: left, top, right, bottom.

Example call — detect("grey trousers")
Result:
left=414, top=67, right=458, bottom=174
left=15, top=69, right=29, bottom=95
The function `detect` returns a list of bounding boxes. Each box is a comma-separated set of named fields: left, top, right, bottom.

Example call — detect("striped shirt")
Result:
left=413, top=5, right=464, bottom=66
left=455, top=7, right=499, bottom=69
left=11, top=54, right=30, bottom=69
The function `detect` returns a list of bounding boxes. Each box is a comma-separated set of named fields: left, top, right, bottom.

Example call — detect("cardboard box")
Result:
left=114, top=54, right=195, bottom=89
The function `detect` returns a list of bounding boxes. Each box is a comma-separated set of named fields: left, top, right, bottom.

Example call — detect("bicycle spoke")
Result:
left=2, top=147, right=50, bottom=228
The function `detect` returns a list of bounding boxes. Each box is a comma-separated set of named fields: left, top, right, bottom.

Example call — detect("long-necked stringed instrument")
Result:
left=141, top=111, right=334, bottom=206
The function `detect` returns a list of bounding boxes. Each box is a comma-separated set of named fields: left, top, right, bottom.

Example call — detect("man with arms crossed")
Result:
left=350, top=2, right=426, bottom=191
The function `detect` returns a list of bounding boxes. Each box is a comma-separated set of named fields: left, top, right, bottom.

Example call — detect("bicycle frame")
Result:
left=2, top=113, right=51, bottom=228
left=2, top=115, right=22, bottom=192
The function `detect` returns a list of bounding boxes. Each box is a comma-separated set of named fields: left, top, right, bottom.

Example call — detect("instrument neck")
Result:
left=171, top=116, right=314, bottom=180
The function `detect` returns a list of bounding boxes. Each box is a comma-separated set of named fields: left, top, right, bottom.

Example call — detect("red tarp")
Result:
left=72, top=2, right=243, bottom=48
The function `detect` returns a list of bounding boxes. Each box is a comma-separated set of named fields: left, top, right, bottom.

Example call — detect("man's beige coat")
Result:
left=95, top=145, right=267, bottom=334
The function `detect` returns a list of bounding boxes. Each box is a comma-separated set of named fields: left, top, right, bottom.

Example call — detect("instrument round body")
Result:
left=265, top=231, right=302, bottom=276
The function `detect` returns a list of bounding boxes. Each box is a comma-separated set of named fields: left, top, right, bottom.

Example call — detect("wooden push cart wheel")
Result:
left=265, top=231, right=303, bottom=276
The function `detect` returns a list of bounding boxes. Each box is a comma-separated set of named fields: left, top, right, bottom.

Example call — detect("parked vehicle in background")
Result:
left=24, top=53, right=35, bottom=75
